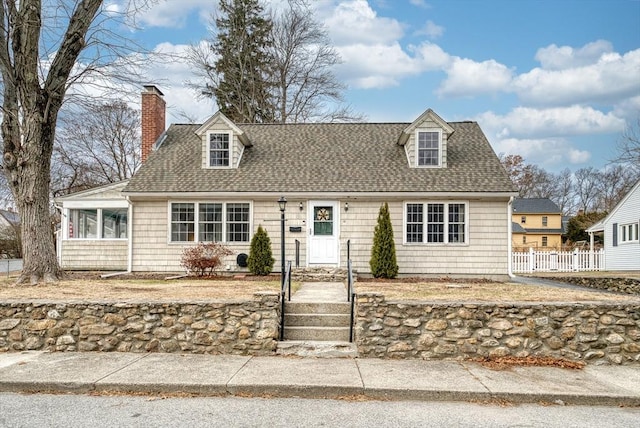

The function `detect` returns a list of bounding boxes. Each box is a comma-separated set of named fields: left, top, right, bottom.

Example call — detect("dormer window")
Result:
left=416, top=129, right=442, bottom=167
left=208, top=131, right=231, bottom=167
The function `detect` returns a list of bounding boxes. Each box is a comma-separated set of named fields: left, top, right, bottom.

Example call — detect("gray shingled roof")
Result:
left=512, top=198, right=561, bottom=214
left=512, top=222, right=526, bottom=233
left=125, top=122, right=516, bottom=194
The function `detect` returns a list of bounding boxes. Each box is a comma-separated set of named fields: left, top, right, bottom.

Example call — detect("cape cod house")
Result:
left=586, top=179, right=640, bottom=271
left=56, top=86, right=517, bottom=279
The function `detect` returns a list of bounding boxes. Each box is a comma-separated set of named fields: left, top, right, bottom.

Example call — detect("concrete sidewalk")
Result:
left=0, top=351, right=638, bottom=406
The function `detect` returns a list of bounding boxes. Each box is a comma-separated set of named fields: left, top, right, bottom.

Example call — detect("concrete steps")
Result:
left=276, top=340, right=358, bottom=358
left=282, top=301, right=351, bottom=342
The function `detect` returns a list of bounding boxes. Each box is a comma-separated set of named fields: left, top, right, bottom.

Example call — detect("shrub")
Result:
left=247, top=225, right=274, bottom=275
left=369, top=202, right=399, bottom=278
left=180, top=242, right=233, bottom=276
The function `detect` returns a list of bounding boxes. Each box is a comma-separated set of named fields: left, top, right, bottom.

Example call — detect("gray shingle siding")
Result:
left=124, top=121, right=515, bottom=195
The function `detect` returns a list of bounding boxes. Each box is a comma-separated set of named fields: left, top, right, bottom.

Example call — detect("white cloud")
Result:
left=415, top=20, right=444, bottom=39
left=495, top=137, right=592, bottom=168
left=437, top=58, right=514, bottom=97
left=514, top=47, right=640, bottom=106
left=409, top=0, right=430, bottom=8
left=132, top=0, right=213, bottom=28
left=535, top=40, right=613, bottom=70
left=476, top=106, right=626, bottom=138
left=323, top=0, right=404, bottom=45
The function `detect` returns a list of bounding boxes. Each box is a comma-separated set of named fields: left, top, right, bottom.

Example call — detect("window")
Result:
left=69, top=208, right=127, bottom=239
left=542, top=216, right=548, bottom=227
left=542, top=236, right=548, bottom=247
left=522, top=236, right=526, bottom=244
left=405, top=202, right=467, bottom=244
left=170, top=202, right=250, bottom=243
left=620, top=223, right=639, bottom=243
left=416, top=130, right=441, bottom=167
left=208, top=132, right=230, bottom=167
left=521, top=216, right=526, bottom=224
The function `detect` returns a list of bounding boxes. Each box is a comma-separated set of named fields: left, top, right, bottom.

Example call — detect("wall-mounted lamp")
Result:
left=344, top=202, right=349, bottom=212
left=299, top=202, right=304, bottom=211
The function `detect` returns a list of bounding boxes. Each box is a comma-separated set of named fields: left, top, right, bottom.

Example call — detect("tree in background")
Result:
left=190, top=0, right=361, bottom=123
left=53, top=102, right=141, bottom=196
left=566, top=211, right=607, bottom=244
left=0, top=1, right=151, bottom=284
left=615, top=117, right=640, bottom=174
left=370, top=203, right=398, bottom=279
left=270, top=0, right=361, bottom=123
left=247, top=225, right=275, bottom=275
left=191, top=0, right=274, bottom=123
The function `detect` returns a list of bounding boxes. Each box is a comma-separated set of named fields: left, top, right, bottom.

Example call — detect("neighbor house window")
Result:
left=542, top=216, right=548, bottom=227
left=405, top=202, right=467, bottom=244
left=522, top=236, right=526, bottom=244
left=69, top=208, right=127, bottom=239
left=521, top=216, right=526, bottom=224
left=416, top=130, right=441, bottom=167
left=208, top=132, right=230, bottom=167
left=620, top=223, right=639, bottom=243
left=542, top=236, right=548, bottom=247
left=170, top=202, right=250, bottom=243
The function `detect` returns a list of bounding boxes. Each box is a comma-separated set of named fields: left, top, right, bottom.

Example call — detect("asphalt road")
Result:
left=1, top=393, right=638, bottom=428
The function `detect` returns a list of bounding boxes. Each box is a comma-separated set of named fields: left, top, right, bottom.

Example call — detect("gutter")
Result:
left=507, top=196, right=515, bottom=278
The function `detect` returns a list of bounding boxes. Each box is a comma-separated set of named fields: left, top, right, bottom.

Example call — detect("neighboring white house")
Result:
left=586, top=179, right=640, bottom=271
left=55, top=86, right=517, bottom=279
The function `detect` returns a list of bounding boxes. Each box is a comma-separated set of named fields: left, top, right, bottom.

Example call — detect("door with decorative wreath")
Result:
left=308, top=201, right=339, bottom=265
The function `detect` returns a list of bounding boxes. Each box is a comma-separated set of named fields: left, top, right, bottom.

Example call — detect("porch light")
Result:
left=299, top=202, right=303, bottom=211
left=345, top=202, right=349, bottom=212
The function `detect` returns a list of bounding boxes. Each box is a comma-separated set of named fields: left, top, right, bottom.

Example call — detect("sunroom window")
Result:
left=69, top=208, right=127, bottom=239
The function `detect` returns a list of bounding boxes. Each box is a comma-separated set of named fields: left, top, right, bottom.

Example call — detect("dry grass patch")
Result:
left=356, top=280, right=638, bottom=302
left=0, top=272, right=294, bottom=301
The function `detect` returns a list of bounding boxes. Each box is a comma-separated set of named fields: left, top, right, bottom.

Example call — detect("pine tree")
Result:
left=210, top=0, right=274, bottom=123
left=369, top=202, right=399, bottom=278
left=247, top=225, right=275, bottom=275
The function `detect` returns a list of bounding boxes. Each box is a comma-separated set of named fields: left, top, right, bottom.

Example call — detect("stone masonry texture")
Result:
left=355, top=293, right=640, bottom=365
left=0, top=293, right=279, bottom=355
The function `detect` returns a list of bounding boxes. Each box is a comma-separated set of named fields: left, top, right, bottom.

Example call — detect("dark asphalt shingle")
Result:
left=125, top=121, right=516, bottom=194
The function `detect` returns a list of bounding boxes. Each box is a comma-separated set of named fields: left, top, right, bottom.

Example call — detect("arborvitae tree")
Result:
left=369, top=202, right=399, bottom=278
left=247, top=225, right=275, bottom=275
left=209, top=0, right=274, bottom=123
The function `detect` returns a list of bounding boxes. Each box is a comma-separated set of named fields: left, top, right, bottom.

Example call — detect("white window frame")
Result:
left=619, top=222, right=639, bottom=244
left=541, top=236, right=548, bottom=247
left=403, top=201, right=469, bottom=245
left=542, top=216, right=548, bottom=227
left=167, top=201, right=252, bottom=244
left=415, top=128, right=442, bottom=168
left=66, top=208, right=128, bottom=240
left=206, top=130, right=232, bottom=168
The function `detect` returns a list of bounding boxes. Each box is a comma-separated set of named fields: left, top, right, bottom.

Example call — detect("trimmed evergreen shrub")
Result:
left=369, top=202, right=399, bottom=278
left=247, top=225, right=275, bottom=275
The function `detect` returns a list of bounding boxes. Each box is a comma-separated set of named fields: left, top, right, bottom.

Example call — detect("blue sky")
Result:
left=112, top=0, right=640, bottom=173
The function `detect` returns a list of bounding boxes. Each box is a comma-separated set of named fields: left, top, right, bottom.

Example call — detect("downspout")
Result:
left=507, top=196, right=515, bottom=278
left=54, top=204, right=63, bottom=266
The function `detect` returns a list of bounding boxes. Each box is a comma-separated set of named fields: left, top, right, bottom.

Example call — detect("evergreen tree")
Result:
left=247, top=225, right=275, bottom=275
left=370, top=203, right=399, bottom=278
left=209, top=0, right=274, bottom=123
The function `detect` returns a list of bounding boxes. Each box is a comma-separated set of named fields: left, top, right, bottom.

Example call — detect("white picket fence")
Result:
left=512, top=249, right=604, bottom=273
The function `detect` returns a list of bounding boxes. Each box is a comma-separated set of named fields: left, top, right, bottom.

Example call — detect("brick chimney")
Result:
left=141, top=85, right=166, bottom=162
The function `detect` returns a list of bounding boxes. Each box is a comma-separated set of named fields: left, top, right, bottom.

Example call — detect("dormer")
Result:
left=397, top=109, right=454, bottom=169
left=195, top=112, right=252, bottom=169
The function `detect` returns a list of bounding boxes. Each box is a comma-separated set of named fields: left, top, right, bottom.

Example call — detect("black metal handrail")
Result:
left=279, top=260, right=292, bottom=341
left=295, top=239, right=300, bottom=268
left=347, top=241, right=356, bottom=342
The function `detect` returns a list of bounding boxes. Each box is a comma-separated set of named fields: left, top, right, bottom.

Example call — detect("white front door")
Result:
left=308, top=201, right=339, bottom=265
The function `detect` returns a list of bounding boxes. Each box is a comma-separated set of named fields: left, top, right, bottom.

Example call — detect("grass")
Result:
left=0, top=272, right=298, bottom=301
left=355, top=279, right=639, bottom=302
left=0, top=272, right=637, bottom=303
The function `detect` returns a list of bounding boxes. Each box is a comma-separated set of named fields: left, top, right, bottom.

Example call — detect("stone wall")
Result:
left=544, top=277, right=640, bottom=295
left=0, top=293, right=279, bottom=355
left=356, top=293, right=640, bottom=365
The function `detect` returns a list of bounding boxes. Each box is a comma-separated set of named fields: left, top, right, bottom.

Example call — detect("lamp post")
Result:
left=278, top=196, right=287, bottom=287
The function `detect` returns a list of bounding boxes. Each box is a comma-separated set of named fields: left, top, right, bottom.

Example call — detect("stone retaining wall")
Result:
left=0, top=293, right=279, bottom=355
left=544, top=277, right=640, bottom=295
left=356, top=293, right=640, bottom=365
